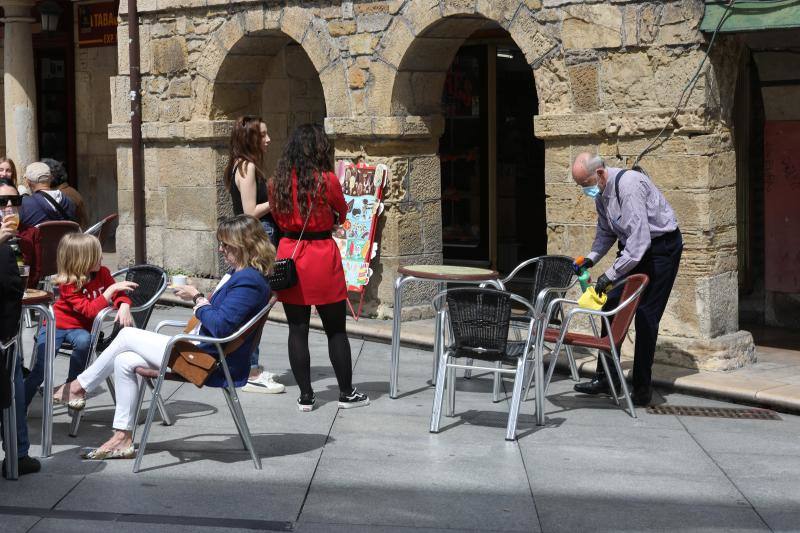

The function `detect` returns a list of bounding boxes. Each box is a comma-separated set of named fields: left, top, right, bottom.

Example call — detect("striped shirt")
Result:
left=586, top=167, right=678, bottom=281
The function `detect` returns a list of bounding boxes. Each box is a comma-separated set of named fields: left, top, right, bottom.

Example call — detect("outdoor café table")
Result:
left=389, top=265, right=504, bottom=399
left=21, top=289, right=56, bottom=458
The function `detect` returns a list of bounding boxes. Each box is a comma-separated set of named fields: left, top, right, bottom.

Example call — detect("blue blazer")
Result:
left=195, top=267, right=270, bottom=388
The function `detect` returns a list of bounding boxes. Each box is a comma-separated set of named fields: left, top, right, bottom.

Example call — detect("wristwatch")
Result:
left=192, top=292, right=206, bottom=305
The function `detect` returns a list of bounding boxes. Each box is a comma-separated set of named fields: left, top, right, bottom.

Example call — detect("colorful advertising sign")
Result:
left=334, top=162, right=388, bottom=319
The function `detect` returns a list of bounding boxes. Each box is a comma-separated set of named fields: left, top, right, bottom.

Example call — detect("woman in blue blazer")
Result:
left=53, top=215, right=274, bottom=459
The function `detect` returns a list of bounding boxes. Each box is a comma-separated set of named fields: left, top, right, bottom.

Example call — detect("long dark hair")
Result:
left=224, top=116, right=266, bottom=192
left=271, top=123, right=333, bottom=218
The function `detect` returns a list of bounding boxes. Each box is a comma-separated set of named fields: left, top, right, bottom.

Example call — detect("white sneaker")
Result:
left=242, top=371, right=285, bottom=394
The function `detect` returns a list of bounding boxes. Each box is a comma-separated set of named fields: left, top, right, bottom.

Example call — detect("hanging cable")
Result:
left=632, top=0, right=738, bottom=169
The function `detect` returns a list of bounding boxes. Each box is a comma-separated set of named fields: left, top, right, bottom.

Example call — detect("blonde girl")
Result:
left=25, top=233, right=137, bottom=408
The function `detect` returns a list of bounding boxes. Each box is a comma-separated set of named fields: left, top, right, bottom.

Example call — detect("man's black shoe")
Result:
left=574, top=376, right=614, bottom=395
left=631, top=388, right=653, bottom=407
left=2, top=455, right=41, bottom=478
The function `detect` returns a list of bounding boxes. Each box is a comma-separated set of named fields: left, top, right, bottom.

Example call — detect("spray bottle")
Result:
left=573, top=256, right=592, bottom=291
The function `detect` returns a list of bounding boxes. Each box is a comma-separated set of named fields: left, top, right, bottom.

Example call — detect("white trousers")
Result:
left=77, top=328, right=170, bottom=431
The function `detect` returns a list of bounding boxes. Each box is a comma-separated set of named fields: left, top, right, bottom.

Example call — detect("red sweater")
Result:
left=54, top=266, right=132, bottom=331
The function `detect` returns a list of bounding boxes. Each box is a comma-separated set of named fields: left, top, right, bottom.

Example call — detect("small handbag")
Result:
left=167, top=316, right=252, bottom=387
left=267, top=181, right=320, bottom=291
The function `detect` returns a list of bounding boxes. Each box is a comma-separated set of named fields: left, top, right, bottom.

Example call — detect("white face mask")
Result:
left=582, top=184, right=600, bottom=198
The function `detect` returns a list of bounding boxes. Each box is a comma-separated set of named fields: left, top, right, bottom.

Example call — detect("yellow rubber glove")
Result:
left=578, top=287, right=607, bottom=310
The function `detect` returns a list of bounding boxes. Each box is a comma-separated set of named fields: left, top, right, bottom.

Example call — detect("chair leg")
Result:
left=222, top=389, right=247, bottom=449
left=463, top=358, right=473, bottom=380
left=608, top=345, right=636, bottom=418
left=131, top=376, right=149, bottom=443
left=133, top=373, right=167, bottom=473
left=3, top=348, right=19, bottom=480
left=429, top=350, right=449, bottom=433
left=492, top=361, right=502, bottom=402
left=544, top=342, right=563, bottom=395
left=68, top=409, right=82, bottom=438
left=445, top=360, right=456, bottom=417
left=106, top=377, right=116, bottom=403
left=565, top=345, right=580, bottom=381
left=223, top=388, right=261, bottom=469
left=505, top=357, right=528, bottom=441
left=151, top=379, right=173, bottom=426
left=597, top=353, right=620, bottom=406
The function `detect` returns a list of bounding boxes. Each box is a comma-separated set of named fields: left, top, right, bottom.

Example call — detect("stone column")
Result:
left=326, top=115, right=445, bottom=320
left=1, top=0, right=38, bottom=170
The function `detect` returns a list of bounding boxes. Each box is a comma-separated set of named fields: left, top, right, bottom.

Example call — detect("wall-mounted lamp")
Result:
left=39, top=0, right=63, bottom=32
left=496, top=49, right=514, bottom=60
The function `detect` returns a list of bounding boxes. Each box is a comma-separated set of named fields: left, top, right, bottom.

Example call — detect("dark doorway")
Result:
left=440, top=38, right=545, bottom=272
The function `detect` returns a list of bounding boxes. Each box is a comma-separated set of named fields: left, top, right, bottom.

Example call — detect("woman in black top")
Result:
left=223, top=116, right=285, bottom=395
left=224, top=116, right=279, bottom=246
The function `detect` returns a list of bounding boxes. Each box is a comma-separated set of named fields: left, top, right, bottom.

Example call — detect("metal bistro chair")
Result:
left=430, top=287, right=539, bottom=441
left=83, top=213, right=118, bottom=247
left=472, top=255, right=580, bottom=400
left=539, top=273, right=650, bottom=418
left=36, top=220, right=81, bottom=291
left=1, top=334, right=21, bottom=480
left=132, top=296, right=277, bottom=473
left=68, top=265, right=169, bottom=437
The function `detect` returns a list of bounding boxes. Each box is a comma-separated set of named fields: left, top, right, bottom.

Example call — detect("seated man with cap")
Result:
left=20, top=162, right=76, bottom=227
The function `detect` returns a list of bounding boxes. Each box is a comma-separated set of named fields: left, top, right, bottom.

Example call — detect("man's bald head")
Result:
left=571, top=152, right=608, bottom=189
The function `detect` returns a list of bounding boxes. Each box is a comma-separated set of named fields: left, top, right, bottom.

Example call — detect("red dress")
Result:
left=269, top=170, right=348, bottom=305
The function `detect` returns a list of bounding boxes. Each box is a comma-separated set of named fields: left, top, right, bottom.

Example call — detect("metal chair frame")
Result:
left=474, top=256, right=580, bottom=402
left=68, top=265, right=169, bottom=437
left=429, top=287, right=539, bottom=441
left=538, top=275, right=649, bottom=419
left=1, top=334, right=20, bottom=480
left=133, top=297, right=276, bottom=473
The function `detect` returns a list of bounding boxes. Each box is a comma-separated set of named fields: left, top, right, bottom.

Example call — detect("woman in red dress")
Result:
left=268, top=124, right=369, bottom=412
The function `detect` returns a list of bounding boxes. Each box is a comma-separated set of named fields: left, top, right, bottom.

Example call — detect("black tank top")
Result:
left=229, top=163, right=270, bottom=221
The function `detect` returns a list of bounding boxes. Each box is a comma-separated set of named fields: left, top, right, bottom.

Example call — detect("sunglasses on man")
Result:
left=0, top=195, right=23, bottom=207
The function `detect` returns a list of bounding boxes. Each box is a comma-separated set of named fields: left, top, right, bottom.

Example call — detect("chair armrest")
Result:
left=533, top=279, right=578, bottom=317
left=88, top=306, right=117, bottom=340
left=154, top=319, right=190, bottom=334
left=498, top=257, right=541, bottom=285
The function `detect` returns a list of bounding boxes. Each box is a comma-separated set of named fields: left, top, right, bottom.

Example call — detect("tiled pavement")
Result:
left=3, top=304, right=800, bottom=532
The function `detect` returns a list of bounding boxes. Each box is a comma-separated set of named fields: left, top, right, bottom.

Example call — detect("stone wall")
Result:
left=75, top=45, right=118, bottom=239
left=110, top=0, right=755, bottom=370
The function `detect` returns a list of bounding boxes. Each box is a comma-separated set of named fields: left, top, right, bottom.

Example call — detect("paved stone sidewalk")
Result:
left=4, top=304, right=800, bottom=532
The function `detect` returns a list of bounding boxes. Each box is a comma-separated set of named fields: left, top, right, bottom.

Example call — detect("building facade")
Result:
left=4, top=1, right=798, bottom=371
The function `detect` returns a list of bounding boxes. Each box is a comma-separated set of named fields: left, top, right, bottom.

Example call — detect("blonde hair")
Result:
left=217, top=215, right=275, bottom=275
left=54, top=233, right=102, bottom=289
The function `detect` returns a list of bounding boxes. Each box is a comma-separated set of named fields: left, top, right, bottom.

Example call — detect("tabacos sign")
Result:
left=78, top=1, right=119, bottom=48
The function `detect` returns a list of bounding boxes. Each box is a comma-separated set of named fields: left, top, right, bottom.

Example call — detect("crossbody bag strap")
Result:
left=614, top=169, right=629, bottom=209
left=35, top=191, right=71, bottom=221
left=289, top=178, right=323, bottom=260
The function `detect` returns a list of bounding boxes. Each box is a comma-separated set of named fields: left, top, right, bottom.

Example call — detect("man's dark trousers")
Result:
left=596, top=229, right=683, bottom=392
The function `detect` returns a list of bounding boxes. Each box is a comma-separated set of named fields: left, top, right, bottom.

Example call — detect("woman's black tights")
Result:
left=283, top=300, right=353, bottom=396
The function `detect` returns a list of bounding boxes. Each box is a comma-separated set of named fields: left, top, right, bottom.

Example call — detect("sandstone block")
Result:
left=656, top=0, right=704, bottom=46
left=545, top=183, right=597, bottom=225
left=441, top=0, right=477, bottom=17
left=319, top=62, right=350, bottom=117
left=357, top=12, right=391, bottom=33
left=378, top=16, right=415, bottom=68
left=365, top=59, right=394, bottom=116
left=532, top=58, right=571, bottom=115
left=167, top=77, right=192, bottom=98
left=562, top=4, right=622, bottom=50
left=354, top=2, right=391, bottom=15
left=348, top=66, right=367, bottom=89
left=349, top=33, right=378, bottom=56
left=476, top=0, right=522, bottom=25
left=328, top=20, right=357, bottom=37
left=110, top=76, right=131, bottom=125
left=408, top=156, right=440, bottom=201
left=600, top=52, right=657, bottom=109
left=657, top=330, right=755, bottom=371
left=568, top=62, right=599, bottom=112
left=162, top=228, right=219, bottom=277
left=151, top=37, right=188, bottom=75
left=402, top=0, right=441, bottom=35
left=165, top=186, right=217, bottom=231
left=281, top=6, right=311, bottom=45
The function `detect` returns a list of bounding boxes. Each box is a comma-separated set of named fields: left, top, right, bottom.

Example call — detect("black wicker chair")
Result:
left=430, top=287, right=539, bottom=441
left=68, top=265, right=168, bottom=437
left=469, top=256, right=579, bottom=399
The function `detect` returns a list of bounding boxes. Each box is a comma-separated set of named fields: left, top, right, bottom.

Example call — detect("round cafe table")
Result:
left=389, top=265, right=504, bottom=398
left=21, top=289, right=56, bottom=458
